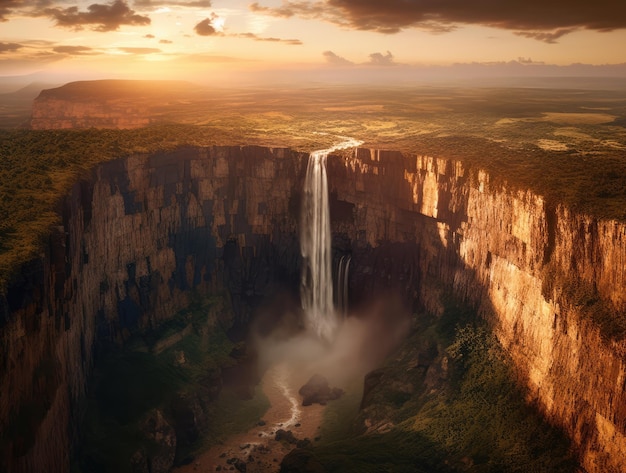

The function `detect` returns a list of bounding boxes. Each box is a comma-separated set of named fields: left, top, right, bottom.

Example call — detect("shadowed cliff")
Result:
left=1, top=145, right=625, bottom=473
left=0, top=146, right=306, bottom=473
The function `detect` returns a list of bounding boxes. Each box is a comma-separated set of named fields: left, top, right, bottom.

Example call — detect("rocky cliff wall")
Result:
left=0, top=146, right=305, bottom=473
left=2, top=145, right=625, bottom=473
left=30, top=97, right=152, bottom=129
left=327, top=148, right=626, bottom=473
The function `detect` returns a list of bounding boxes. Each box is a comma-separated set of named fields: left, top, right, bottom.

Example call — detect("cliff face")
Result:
left=30, top=97, right=152, bottom=129
left=2, top=145, right=625, bottom=473
left=29, top=80, right=203, bottom=129
left=0, top=146, right=304, bottom=473
left=327, top=148, right=626, bottom=473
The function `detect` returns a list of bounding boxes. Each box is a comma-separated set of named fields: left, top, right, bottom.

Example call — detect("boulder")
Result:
left=234, top=459, right=247, bottom=472
left=296, top=438, right=312, bottom=449
left=298, top=374, right=344, bottom=406
left=275, top=429, right=298, bottom=444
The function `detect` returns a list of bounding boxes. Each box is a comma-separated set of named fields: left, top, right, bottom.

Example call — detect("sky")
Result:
left=1, top=0, right=626, bottom=82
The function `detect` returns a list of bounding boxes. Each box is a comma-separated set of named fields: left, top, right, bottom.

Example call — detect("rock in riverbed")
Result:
left=298, top=374, right=344, bottom=406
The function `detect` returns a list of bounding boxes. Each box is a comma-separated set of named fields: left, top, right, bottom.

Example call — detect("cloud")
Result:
left=194, top=12, right=225, bottom=36
left=0, top=42, right=23, bottom=53
left=0, top=0, right=58, bottom=21
left=515, top=28, right=577, bottom=44
left=42, top=0, right=150, bottom=32
left=368, top=51, right=394, bottom=66
left=323, top=50, right=353, bottom=65
left=20, top=39, right=56, bottom=47
left=52, top=45, right=97, bottom=55
left=235, top=33, right=302, bottom=45
left=250, top=1, right=328, bottom=19
left=134, top=0, right=212, bottom=7
left=194, top=13, right=301, bottom=44
left=250, top=0, right=626, bottom=42
left=117, top=47, right=161, bottom=54
left=0, top=0, right=54, bottom=22
left=516, top=56, right=545, bottom=65
left=0, top=0, right=20, bottom=22
left=159, top=39, right=172, bottom=44
left=194, top=17, right=218, bottom=36
left=182, top=53, right=252, bottom=63
left=144, top=33, right=155, bottom=38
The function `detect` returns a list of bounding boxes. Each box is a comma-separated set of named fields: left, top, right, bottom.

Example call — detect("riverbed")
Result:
left=174, top=361, right=326, bottom=473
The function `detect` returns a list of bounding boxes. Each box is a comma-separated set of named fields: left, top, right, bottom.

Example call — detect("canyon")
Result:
left=1, top=144, right=625, bottom=472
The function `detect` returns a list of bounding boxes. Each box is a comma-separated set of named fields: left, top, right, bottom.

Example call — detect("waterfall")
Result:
left=300, top=138, right=362, bottom=341
left=336, top=255, right=351, bottom=318
left=300, top=149, right=334, bottom=341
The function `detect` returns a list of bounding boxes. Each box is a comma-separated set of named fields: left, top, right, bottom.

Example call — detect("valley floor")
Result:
left=174, top=361, right=326, bottom=473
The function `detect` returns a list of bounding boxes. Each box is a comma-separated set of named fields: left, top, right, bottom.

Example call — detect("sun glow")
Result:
left=213, top=16, right=226, bottom=32
left=0, top=0, right=625, bottom=81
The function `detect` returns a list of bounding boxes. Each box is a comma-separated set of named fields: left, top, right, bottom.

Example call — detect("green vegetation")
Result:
left=3, top=86, right=626, bottom=293
left=311, top=430, right=454, bottom=473
left=76, top=295, right=268, bottom=473
left=542, top=263, right=626, bottom=341
left=308, top=300, right=577, bottom=472
left=2, top=86, right=626, bottom=351
left=0, top=125, right=221, bottom=289
left=421, top=135, right=626, bottom=220
left=200, top=383, right=269, bottom=447
left=318, top=377, right=364, bottom=444
left=3, top=86, right=626, bottom=292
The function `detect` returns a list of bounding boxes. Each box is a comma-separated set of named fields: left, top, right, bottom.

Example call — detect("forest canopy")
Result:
left=0, top=125, right=220, bottom=288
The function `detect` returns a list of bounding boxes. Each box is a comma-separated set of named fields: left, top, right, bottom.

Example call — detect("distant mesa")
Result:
left=36, top=79, right=199, bottom=100
left=29, top=79, right=207, bottom=130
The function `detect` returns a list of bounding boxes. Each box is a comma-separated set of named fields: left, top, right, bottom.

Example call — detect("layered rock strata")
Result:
left=1, top=145, right=625, bottom=473
left=326, top=148, right=626, bottom=473
left=0, top=146, right=304, bottom=473
left=29, top=96, right=152, bottom=129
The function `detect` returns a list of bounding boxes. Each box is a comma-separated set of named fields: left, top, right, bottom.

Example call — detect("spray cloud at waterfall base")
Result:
left=252, top=294, right=411, bottom=387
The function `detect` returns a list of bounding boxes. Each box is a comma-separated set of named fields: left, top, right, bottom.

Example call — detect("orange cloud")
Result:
left=194, top=16, right=219, bottom=36
left=251, top=0, right=626, bottom=42
left=43, top=0, right=150, bottom=32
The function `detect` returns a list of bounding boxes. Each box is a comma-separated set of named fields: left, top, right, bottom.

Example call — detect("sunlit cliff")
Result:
left=1, top=146, right=625, bottom=472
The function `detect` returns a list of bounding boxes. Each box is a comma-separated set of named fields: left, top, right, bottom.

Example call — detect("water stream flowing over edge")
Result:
left=300, top=138, right=363, bottom=341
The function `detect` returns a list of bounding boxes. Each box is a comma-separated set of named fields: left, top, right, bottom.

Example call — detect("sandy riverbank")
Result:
left=174, top=361, right=326, bottom=473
